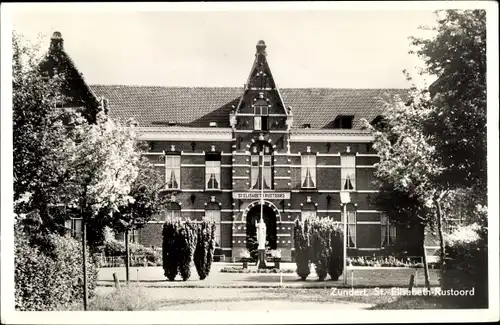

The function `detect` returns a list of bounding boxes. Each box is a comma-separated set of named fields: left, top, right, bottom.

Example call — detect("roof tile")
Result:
left=90, top=85, right=408, bottom=129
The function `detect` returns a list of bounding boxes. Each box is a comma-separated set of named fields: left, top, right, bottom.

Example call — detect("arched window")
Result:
left=250, top=143, right=273, bottom=190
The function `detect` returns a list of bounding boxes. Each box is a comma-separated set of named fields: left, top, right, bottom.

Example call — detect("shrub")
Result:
left=246, top=235, right=259, bottom=261
left=176, top=221, right=198, bottom=281
left=193, top=220, right=216, bottom=280
left=162, top=220, right=180, bottom=281
left=294, top=218, right=344, bottom=281
left=441, top=222, right=488, bottom=308
left=310, top=218, right=333, bottom=281
left=293, top=219, right=311, bottom=280
left=15, top=226, right=98, bottom=311
left=327, top=223, right=344, bottom=281
left=103, top=237, right=126, bottom=256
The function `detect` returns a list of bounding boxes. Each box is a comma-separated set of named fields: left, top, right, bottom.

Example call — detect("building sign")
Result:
left=232, top=192, right=291, bottom=200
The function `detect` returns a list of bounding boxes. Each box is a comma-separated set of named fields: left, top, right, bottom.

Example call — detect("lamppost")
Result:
left=256, top=148, right=267, bottom=269
left=340, top=191, right=351, bottom=285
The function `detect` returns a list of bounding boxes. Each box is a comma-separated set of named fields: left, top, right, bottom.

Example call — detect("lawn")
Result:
left=98, top=265, right=440, bottom=288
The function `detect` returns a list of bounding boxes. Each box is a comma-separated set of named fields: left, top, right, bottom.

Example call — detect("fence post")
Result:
left=113, top=272, right=120, bottom=290
left=408, top=274, right=415, bottom=291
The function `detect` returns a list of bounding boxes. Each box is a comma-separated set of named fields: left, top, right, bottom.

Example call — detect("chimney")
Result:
left=256, top=40, right=267, bottom=55
left=50, top=31, right=64, bottom=52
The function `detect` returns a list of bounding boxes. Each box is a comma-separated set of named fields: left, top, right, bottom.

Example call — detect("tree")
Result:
left=12, top=31, right=86, bottom=233
left=61, top=113, right=141, bottom=308
left=410, top=10, right=486, bottom=200
left=106, top=153, right=167, bottom=282
left=365, top=90, right=448, bottom=289
left=367, top=9, right=487, bottom=287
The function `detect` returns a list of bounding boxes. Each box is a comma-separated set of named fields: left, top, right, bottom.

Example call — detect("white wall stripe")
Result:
left=232, top=176, right=248, bottom=180
left=180, top=152, right=205, bottom=156
left=357, top=221, right=382, bottom=225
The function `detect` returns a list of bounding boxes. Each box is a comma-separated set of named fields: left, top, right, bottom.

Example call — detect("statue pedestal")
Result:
left=257, top=249, right=267, bottom=269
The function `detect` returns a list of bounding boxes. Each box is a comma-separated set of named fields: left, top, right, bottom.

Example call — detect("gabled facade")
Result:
left=43, top=32, right=420, bottom=261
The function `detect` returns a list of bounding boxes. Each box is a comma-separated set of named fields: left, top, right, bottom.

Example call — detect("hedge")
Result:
left=162, top=218, right=217, bottom=281
left=15, top=226, right=98, bottom=311
left=293, top=217, right=344, bottom=281
left=441, top=223, right=488, bottom=308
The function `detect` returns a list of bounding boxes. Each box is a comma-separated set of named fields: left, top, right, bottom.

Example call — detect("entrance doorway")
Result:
left=246, top=204, right=277, bottom=255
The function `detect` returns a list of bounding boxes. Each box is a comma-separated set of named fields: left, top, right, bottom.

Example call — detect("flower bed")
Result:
left=220, top=267, right=295, bottom=274
left=347, top=256, right=424, bottom=268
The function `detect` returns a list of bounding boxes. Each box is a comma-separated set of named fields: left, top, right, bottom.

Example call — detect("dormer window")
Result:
left=302, top=123, right=311, bottom=129
left=168, top=121, right=178, bottom=126
left=333, top=116, right=354, bottom=129
left=371, top=115, right=387, bottom=131
left=209, top=121, right=218, bottom=127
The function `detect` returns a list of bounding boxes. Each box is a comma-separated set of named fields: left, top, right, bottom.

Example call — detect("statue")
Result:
left=256, top=218, right=267, bottom=269
left=256, top=218, right=267, bottom=250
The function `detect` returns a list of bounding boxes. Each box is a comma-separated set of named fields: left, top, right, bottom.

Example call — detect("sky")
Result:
left=10, top=6, right=439, bottom=89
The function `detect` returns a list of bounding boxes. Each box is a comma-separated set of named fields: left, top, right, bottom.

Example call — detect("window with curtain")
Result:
left=341, top=155, right=356, bottom=191
left=301, top=210, right=316, bottom=221
left=381, top=214, right=396, bottom=247
left=342, top=211, right=356, bottom=248
left=250, top=144, right=272, bottom=190
left=205, top=159, right=221, bottom=190
left=165, top=155, right=181, bottom=190
left=301, top=155, right=316, bottom=188
left=64, top=218, right=82, bottom=239
left=206, top=209, right=221, bottom=247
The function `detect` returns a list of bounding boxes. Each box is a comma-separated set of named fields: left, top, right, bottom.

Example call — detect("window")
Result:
left=301, top=155, right=316, bottom=188
left=341, top=210, right=356, bottom=248
left=164, top=204, right=181, bottom=221
left=64, top=218, right=82, bottom=239
left=250, top=144, right=272, bottom=190
left=254, top=99, right=269, bottom=131
left=341, top=155, right=356, bottom=191
left=206, top=209, right=221, bottom=247
left=165, top=155, right=181, bottom=190
left=205, top=158, right=221, bottom=190
left=301, top=210, right=316, bottom=221
left=381, top=214, right=397, bottom=248
left=333, top=116, right=354, bottom=129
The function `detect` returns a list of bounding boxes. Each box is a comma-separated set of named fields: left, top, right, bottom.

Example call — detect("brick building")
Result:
left=41, top=32, right=416, bottom=262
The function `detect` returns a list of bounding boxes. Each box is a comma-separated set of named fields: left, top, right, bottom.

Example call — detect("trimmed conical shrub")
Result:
left=177, top=221, right=198, bottom=281
left=293, top=219, right=312, bottom=280
left=328, top=223, right=344, bottom=281
left=193, top=220, right=216, bottom=280
left=162, top=219, right=180, bottom=281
